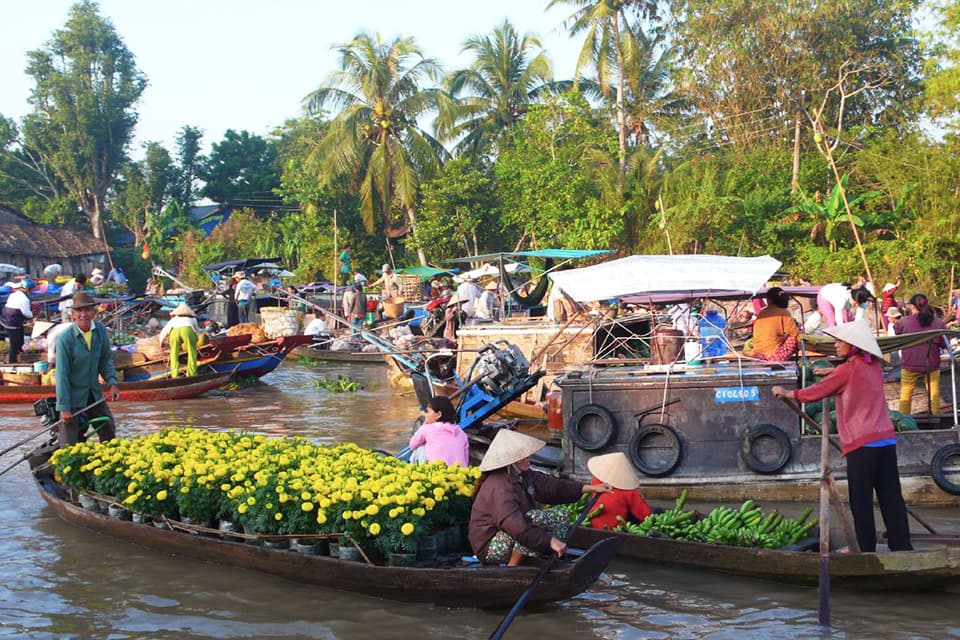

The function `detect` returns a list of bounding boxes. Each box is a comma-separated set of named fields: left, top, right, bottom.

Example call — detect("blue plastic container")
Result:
left=699, top=309, right=727, bottom=358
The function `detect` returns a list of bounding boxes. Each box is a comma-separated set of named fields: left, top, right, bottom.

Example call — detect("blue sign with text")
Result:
left=714, top=386, right=761, bottom=403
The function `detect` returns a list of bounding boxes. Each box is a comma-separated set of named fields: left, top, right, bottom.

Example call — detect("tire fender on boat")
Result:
left=740, top=424, right=792, bottom=474
left=569, top=404, right=617, bottom=452
left=627, top=423, right=683, bottom=477
left=931, top=443, right=960, bottom=495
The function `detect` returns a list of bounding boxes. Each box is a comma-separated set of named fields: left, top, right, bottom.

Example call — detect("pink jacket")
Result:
left=793, top=353, right=895, bottom=455
left=408, top=421, right=469, bottom=466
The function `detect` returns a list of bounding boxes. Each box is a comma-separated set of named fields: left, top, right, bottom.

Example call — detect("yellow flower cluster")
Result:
left=50, top=428, right=478, bottom=552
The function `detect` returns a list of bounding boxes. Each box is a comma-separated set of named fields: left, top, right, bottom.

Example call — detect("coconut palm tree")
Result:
left=621, top=27, right=687, bottom=148
left=548, top=0, right=657, bottom=181
left=303, top=33, right=450, bottom=265
left=437, top=20, right=556, bottom=157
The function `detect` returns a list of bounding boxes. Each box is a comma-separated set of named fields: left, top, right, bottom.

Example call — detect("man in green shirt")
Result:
left=339, top=244, right=352, bottom=286
left=54, top=292, right=120, bottom=447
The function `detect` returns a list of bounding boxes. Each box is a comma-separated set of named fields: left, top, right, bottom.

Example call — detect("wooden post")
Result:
left=818, top=399, right=831, bottom=626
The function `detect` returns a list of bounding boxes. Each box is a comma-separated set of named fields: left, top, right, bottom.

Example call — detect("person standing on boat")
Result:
left=408, top=396, right=468, bottom=466
left=1, top=278, right=34, bottom=364
left=58, top=273, right=85, bottom=320
left=348, top=282, right=367, bottom=331
left=475, top=280, right=500, bottom=321
left=234, top=271, right=256, bottom=324
left=747, top=287, right=800, bottom=361
left=158, top=303, right=200, bottom=378
left=772, top=320, right=912, bottom=553
left=585, top=452, right=653, bottom=530
left=456, top=276, right=482, bottom=318
left=339, top=244, right=352, bottom=286
left=370, top=263, right=403, bottom=301
left=469, top=429, right=612, bottom=566
left=894, top=293, right=947, bottom=416
left=55, top=292, right=119, bottom=447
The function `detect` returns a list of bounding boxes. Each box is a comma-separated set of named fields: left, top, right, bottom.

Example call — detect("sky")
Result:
left=1, top=0, right=585, bottom=158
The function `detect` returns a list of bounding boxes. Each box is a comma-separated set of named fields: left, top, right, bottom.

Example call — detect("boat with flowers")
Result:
left=32, top=428, right=615, bottom=607
left=0, top=370, right=233, bottom=403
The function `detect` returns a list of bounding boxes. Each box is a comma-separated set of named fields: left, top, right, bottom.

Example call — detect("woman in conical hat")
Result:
left=585, top=452, right=654, bottom=530
left=773, top=319, right=912, bottom=553
left=158, top=302, right=201, bottom=378
left=469, top=429, right=612, bottom=566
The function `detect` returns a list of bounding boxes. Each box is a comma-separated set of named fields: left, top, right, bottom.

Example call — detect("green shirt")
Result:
left=340, top=250, right=351, bottom=274
left=55, top=321, right=118, bottom=411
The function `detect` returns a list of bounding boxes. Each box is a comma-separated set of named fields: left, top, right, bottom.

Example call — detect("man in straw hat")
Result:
left=158, top=303, right=200, bottom=378
left=585, top=452, right=654, bottom=530
left=469, top=429, right=612, bottom=565
left=773, top=320, right=912, bottom=553
left=475, top=280, right=499, bottom=321
left=54, top=292, right=119, bottom=447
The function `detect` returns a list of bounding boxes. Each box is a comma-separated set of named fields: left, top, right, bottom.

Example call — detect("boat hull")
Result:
left=33, top=469, right=616, bottom=607
left=569, top=526, right=960, bottom=590
left=290, top=345, right=385, bottom=364
left=0, top=371, right=232, bottom=403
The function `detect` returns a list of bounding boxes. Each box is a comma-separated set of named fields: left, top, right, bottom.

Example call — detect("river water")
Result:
left=0, top=360, right=957, bottom=639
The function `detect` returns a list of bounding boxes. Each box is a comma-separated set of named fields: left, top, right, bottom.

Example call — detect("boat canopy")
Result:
left=803, top=329, right=960, bottom=357
left=396, top=265, right=456, bottom=281
left=202, top=257, right=282, bottom=274
left=548, top=254, right=782, bottom=303
left=444, top=249, right=613, bottom=263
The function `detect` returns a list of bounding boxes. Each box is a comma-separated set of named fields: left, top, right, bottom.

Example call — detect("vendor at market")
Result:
left=586, top=452, right=653, bottom=530
left=468, top=429, right=612, bottom=566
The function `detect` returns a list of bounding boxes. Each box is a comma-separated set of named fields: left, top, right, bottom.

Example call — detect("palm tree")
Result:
left=548, top=0, right=657, bottom=182
left=303, top=33, right=449, bottom=265
left=620, top=28, right=687, bottom=148
left=438, top=20, right=556, bottom=157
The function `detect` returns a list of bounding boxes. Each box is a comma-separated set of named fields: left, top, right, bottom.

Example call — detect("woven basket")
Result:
left=260, top=308, right=302, bottom=339
left=399, top=274, right=422, bottom=300
left=382, top=300, right=406, bottom=319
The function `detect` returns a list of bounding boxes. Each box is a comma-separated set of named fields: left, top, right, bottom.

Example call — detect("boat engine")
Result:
left=33, top=397, right=58, bottom=426
left=472, top=342, right=531, bottom=396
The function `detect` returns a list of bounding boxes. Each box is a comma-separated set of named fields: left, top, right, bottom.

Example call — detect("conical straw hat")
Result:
left=31, top=321, right=56, bottom=339
left=587, top=452, right=640, bottom=490
left=824, top=319, right=882, bottom=358
left=171, top=303, right=196, bottom=317
left=479, top=429, right=546, bottom=472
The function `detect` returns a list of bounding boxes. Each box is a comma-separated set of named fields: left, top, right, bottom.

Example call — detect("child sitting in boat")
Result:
left=585, top=452, right=653, bottom=530
left=407, top=396, right=468, bottom=467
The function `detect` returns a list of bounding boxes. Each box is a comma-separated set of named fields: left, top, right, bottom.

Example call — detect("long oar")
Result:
left=0, top=408, right=112, bottom=480
left=779, top=396, right=939, bottom=535
left=488, top=494, right=600, bottom=640
left=0, top=397, right=106, bottom=459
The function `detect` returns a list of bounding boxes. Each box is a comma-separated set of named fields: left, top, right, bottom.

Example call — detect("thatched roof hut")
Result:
left=0, top=205, right=106, bottom=278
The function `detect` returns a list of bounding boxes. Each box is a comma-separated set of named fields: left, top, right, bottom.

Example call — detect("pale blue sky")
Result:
left=2, top=1, right=584, bottom=157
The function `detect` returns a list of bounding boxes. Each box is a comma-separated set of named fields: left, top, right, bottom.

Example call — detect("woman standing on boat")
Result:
left=894, top=293, right=947, bottom=416
left=772, top=320, right=912, bottom=553
left=469, top=430, right=612, bottom=566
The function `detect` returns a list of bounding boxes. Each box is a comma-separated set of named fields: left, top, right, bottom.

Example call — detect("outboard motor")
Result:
left=472, top=342, right=531, bottom=396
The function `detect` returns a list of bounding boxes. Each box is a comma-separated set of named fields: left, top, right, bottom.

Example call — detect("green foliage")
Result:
left=315, top=375, right=364, bottom=393
left=200, top=129, right=280, bottom=208
left=495, top=92, right=623, bottom=249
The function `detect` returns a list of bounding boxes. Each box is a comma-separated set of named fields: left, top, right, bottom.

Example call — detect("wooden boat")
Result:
left=30, top=461, right=617, bottom=607
left=115, top=334, right=253, bottom=381
left=0, top=371, right=233, bottom=403
left=290, top=344, right=385, bottom=364
left=569, top=526, right=960, bottom=591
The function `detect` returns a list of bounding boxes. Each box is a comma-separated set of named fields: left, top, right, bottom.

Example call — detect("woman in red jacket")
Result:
left=586, top=452, right=653, bottom=530
left=773, top=320, right=912, bottom=552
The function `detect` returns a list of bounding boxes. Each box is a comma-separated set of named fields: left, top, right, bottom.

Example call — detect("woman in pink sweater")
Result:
left=773, top=320, right=912, bottom=552
left=408, top=396, right=469, bottom=466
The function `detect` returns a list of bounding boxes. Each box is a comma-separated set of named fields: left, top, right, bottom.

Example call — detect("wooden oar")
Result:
left=779, top=396, right=940, bottom=536
left=488, top=494, right=601, bottom=640
left=817, top=400, right=831, bottom=626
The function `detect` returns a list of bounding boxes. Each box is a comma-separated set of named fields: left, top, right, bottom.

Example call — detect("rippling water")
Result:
left=0, top=361, right=957, bottom=639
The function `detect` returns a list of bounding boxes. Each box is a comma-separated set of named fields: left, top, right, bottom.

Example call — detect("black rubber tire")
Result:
left=931, top=443, right=960, bottom=495
left=741, top=424, right=792, bottom=474
left=569, top=404, right=617, bottom=452
left=628, top=423, right=682, bottom=477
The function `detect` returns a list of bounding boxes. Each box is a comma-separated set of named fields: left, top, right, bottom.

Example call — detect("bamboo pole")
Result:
left=818, top=399, right=831, bottom=626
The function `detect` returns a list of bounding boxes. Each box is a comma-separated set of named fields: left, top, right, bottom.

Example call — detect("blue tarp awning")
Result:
left=443, top=249, right=613, bottom=263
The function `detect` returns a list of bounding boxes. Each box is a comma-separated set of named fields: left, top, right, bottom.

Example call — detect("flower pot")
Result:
left=328, top=542, right=340, bottom=557
left=78, top=494, right=101, bottom=512
left=152, top=520, right=170, bottom=530
left=107, top=504, right=132, bottom=521
left=263, top=538, right=291, bottom=550
left=218, top=519, right=242, bottom=537
left=132, top=512, right=150, bottom=525
left=388, top=552, right=417, bottom=567
left=292, top=539, right=329, bottom=555
left=338, top=545, right=361, bottom=562
left=416, top=533, right=438, bottom=561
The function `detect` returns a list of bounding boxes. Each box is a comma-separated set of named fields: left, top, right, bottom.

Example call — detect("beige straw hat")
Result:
left=823, top=319, right=882, bottom=358
left=479, top=429, right=546, bottom=472
left=31, top=321, right=56, bottom=339
left=447, top=293, right=460, bottom=305
left=484, top=280, right=499, bottom=291
left=586, top=452, right=641, bottom=490
left=171, top=303, right=196, bottom=317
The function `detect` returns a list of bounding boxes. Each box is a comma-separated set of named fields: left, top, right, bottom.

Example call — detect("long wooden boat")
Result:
left=30, top=462, right=617, bottom=607
left=290, top=344, right=385, bottom=364
left=0, top=371, right=233, bottom=403
left=569, top=526, right=960, bottom=591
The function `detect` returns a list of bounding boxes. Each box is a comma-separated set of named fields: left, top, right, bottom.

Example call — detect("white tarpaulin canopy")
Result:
left=547, top=254, right=782, bottom=302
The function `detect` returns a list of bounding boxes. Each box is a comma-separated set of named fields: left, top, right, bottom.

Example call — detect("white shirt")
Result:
left=235, top=279, right=256, bottom=302
left=59, top=279, right=78, bottom=312
left=456, top=281, right=482, bottom=316
left=46, top=323, right=69, bottom=364
left=476, top=290, right=498, bottom=320
left=4, top=289, right=33, bottom=318
left=818, top=283, right=851, bottom=325
left=159, top=315, right=200, bottom=344
left=304, top=318, right=328, bottom=336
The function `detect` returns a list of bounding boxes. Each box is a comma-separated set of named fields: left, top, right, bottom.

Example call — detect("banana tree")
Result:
left=787, top=175, right=880, bottom=252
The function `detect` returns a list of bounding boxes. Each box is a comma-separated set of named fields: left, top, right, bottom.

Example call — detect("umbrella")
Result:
left=0, top=263, right=25, bottom=275
left=277, top=270, right=296, bottom=278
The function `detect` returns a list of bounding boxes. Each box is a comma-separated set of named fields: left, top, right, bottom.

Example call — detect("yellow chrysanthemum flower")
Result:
left=400, top=522, right=415, bottom=536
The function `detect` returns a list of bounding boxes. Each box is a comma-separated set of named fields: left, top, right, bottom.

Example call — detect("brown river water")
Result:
left=0, top=360, right=958, bottom=639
